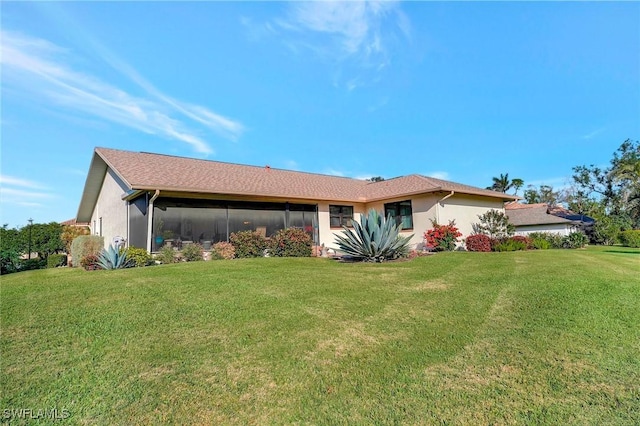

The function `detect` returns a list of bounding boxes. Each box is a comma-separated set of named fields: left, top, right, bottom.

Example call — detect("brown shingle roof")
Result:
left=505, top=203, right=573, bottom=226
left=93, top=147, right=518, bottom=203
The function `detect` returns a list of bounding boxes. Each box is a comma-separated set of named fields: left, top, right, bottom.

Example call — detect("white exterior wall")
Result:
left=90, top=169, right=129, bottom=249
left=514, top=224, right=575, bottom=237
left=317, top=201, right=366, bottom=250
left=437, top=194, right=505, bottom=240
left=319, top=194, right=507, bottom=251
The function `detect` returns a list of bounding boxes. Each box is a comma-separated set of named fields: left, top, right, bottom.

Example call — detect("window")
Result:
left=384, top=200, right=413, bottom=230
left=330, top=205, right=354, bottom=228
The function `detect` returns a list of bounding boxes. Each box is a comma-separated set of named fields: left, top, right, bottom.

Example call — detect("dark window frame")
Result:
left=384, top=200, right=413, bottom=230
left=329, top=205, right=354, bottom=228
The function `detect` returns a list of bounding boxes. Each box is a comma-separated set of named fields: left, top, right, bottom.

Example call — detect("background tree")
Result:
left=1, top=225, right=25, bottom=274
left=487, top=173, right=523, bottom=193
left=511, top=178, right=524, bottom=195
left=523, top=184, right=561, bottom=205
left=28, top=222, right=65, bottom=260
left=572, top=139, right=639, bottom=229
left=366, top=176, right=385, bottom=182
left=61, top=225, right=91, bottom=254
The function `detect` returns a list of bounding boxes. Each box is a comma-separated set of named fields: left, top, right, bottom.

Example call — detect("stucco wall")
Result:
left=366, top=194, right=505, bottom=249
left=514, top=224, right=575, bottom=236
left=317, top=201, right=366, bottom=250
left=90, top=169, right=129, bottom=249
left=437, top=194, right=505, bottom=239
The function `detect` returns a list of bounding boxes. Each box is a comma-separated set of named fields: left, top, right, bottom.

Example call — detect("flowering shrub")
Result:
left=424, top=220, right=462, bottom=251
left=269, top=228, right=312, bottom=257
left=465, top=234, right=492, bottom=252
left=211, top=242, right=236, bottom=260
left=230, top=231, right=268, bottom=258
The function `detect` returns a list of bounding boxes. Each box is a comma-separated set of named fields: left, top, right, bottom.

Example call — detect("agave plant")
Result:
left=334, top=209, right=413, bottom=262
left=96, top=244, right=133, bottom=270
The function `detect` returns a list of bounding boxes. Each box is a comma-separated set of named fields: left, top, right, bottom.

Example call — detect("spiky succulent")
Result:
left=96, top=244, right=133, bottom=270
left=334, top=209, right=413, bottom=262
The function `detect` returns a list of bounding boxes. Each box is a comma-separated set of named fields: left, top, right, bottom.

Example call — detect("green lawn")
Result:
left=2, top=246, right=639, bottom=425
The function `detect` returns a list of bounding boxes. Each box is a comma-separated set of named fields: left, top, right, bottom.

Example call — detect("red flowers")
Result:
left=424, top=220, right=462, bottom=251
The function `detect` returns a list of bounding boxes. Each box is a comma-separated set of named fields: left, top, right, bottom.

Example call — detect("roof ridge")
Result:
left=96, top=147, right=370, bottom=183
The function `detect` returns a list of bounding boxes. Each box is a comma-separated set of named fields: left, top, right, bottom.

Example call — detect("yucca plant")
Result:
left=334, top=209, right=413, bottom=262
left=96, top=244, right=133, bottom=270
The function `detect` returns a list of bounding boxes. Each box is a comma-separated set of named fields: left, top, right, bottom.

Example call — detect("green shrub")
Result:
left=528, top=232, right=564, bottom=249
left=19, top=258, right=47, bottom=271
left=47, top=253, right=67, bottom=268
left=70, top=235, right=104, bottom=268
left=334, top=209, right=412, bottom=262
left=619, top=230, right=640, bottom=248
left=128, top=247, right=153, bottom=267
left=562, top=232, right=589, bottom=249
left=532, top=238, right=551, bottom=250
left=181, top=243, right=204, bottom=262
left=473, top=209, right=515, bottom=239
left=156, top=246, right=177, bottom=264
left=269, top=228, right=312, bottom=257
left=230, top=231, right=268, bottom=258
left=510, top=236, right=533, bottom=250
left=494, top=238, right=527, bottom=252
left=211, top=242, right=235, bottom=260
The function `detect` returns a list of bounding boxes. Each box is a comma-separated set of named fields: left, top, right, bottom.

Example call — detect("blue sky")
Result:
left=1, top=1, right=639, bottom=228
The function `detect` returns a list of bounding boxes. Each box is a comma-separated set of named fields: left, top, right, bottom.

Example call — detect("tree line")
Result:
left=1, top=223, right=89, bottom=274
left=489, top=139, right=639, bottom=243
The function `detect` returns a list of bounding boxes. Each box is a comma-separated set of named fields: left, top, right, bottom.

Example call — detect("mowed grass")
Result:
left=1, top=246, right=639, bottom=425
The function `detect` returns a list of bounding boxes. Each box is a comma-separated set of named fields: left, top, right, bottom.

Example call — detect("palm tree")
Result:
left=487, top=173, right=512, bottom=193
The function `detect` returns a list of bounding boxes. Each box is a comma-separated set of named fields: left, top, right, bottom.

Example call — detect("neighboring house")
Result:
left=60, top=218, right=90, bottom=228
left=505, top=203, right=595, bottom=236
left=76, top=147, right=518, bottom=252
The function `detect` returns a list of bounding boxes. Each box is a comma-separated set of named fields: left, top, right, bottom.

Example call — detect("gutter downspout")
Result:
left=146, top=190, right=160, bottom=253
left=436, top=191, right=455, bottom=224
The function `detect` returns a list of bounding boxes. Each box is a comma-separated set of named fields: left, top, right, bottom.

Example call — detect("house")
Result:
left=505, top=203, right=594, bottom=236
left=60, top=218, right=90, bottom=228
left=76, top=147, right=518, bottom=252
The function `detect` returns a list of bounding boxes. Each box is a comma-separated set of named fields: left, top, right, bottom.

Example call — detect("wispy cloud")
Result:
left=0, top=175, right=47, bottom=190
left=0, top=175, right=54, bottom=210
left=267, top=0, right=411, bottom=90
left=581, top=127, right=606, bottom=140
left=425, top=171, right=450, bottom=180
left=323, top=168, right=346, bottom=177
left=1, top=30, right=244, bottom=154
left=526, top=176, right=573, bottom=189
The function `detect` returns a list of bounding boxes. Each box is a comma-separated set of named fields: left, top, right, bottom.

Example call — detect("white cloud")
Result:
left=272, top=0, right=411, bottom=90
left=0, top=175, right=54, bottom=213
left=0, top=175, right=47, bottom=190
left=323, top=168, right=346, bottom=177
left=424, top=171, right=450, bottom=180
left=283, top=160, right=300, bottom=171
left=1, top=30, right=245, bottom=155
